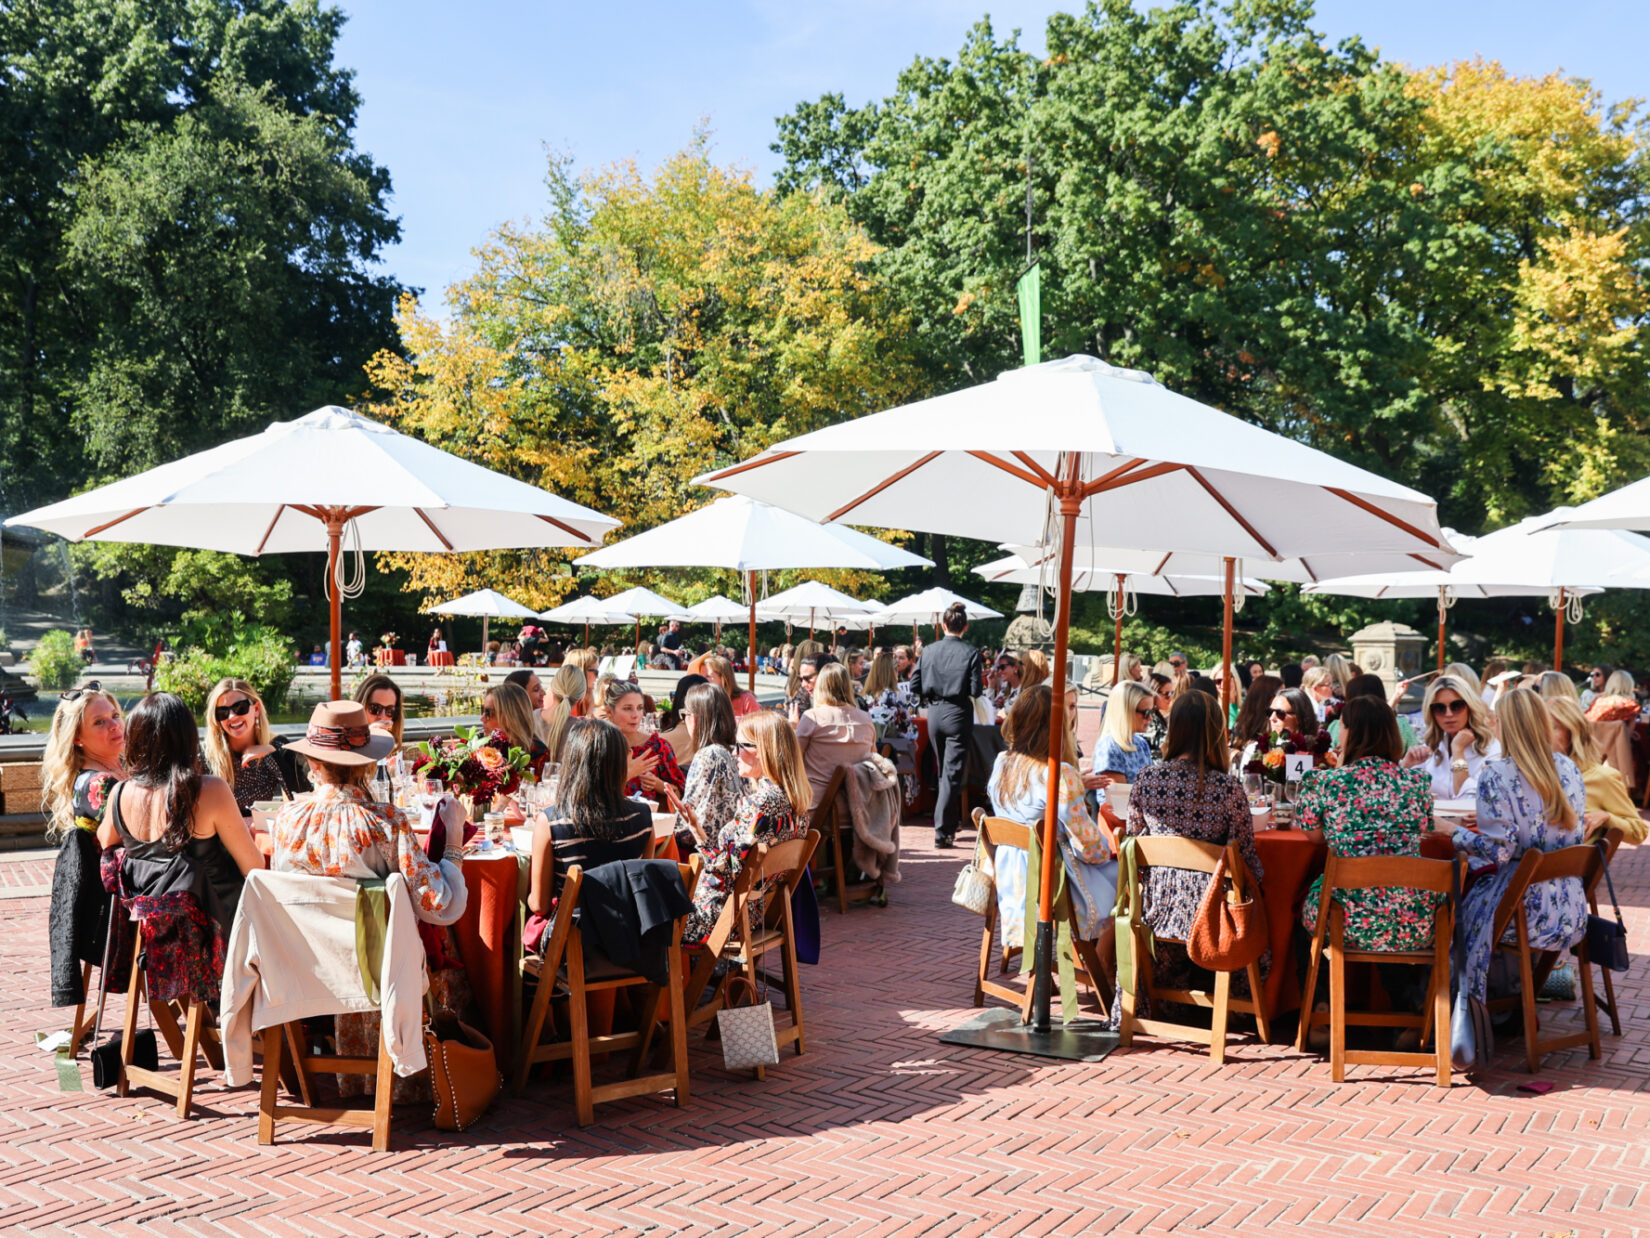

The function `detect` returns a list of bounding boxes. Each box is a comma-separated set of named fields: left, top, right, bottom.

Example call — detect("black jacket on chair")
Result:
left=577, top=859, right=694, bottom=986
left=48, top=829, right=109, bottom=1007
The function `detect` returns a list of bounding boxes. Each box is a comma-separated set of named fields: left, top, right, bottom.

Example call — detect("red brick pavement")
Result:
left=3, top=806, right=1646, bottom=1237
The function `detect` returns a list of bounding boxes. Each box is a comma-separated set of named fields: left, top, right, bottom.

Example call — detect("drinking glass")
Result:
left=418, top=777, right=444, bottom=834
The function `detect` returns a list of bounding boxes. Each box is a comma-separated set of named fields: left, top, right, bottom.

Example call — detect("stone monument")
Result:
left=1349, top=621, right=1428, bottom=707
left=1001, top=584, right=1053, bottom=652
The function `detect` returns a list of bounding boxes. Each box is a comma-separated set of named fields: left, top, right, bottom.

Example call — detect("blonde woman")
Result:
left=1546, top=695, right=1646, bottom=843
left=203, top=678, right=288, bottom=812
left=680, top=710, right=811, bottom=943
left=564, top=647, right=599, bottom=701
left=42, top=685, right=126, bottom=841
left=1603, top=669, right=1638, bottom=699
left=1537, top=671, right=1580, bottom=703
left=480, top=682, right=549, bottom=775
left=542, top=664, right=589, bottom=765
left=1455, top=688, right=1588, bottom=1007
left=1324, top=652, right=1356, bottom=699
left=795, top=663, right=875, bottom=809
left=1403, top=674, right=1499, bottom=798
left=1444, top=662, right=1484, bottom=699
left=702, top=653, right=761, bottom=718
left=1093, top=681, right=1155, bottom=782
left=1301, top=666, right=1336, bottom=722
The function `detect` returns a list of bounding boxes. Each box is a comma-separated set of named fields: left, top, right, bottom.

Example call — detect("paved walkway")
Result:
left=3, top=810, right=1646, bottom=1237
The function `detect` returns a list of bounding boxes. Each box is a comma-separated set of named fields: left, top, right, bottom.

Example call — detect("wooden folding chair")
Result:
left=1584, top=827, right=1626, bottom=1037
left=1487, top=844, right=1603, bottom=1073
left=257, top=1017, right=392, bottom=1151
left=1116, top=836, right=1271, bottom=1064
left=683, top=831, right=820, bottom=1078
left=969, top=809, right=1112, bottom=1019
left=811, top=765, right=873, bottom=914
left=116, top=950, right=222, bottom=1119
left=513, top=860, right=698, bottom=1125
left=1295, top=853, right=1460, bottom=1087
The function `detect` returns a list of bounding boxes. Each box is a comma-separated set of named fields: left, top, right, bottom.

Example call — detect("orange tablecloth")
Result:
left=428, top=650, right=455, bottom=668
left=375, top=648, right=407, bottom=667
left=452, top=854, right=521, bottom=1070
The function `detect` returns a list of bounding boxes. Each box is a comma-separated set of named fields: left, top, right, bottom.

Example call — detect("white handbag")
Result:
left=717, top=976, right=780, bottom=1071
left=951, top=836, right=995, bottom=916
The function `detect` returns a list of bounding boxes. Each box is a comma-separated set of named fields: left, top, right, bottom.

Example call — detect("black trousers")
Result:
left=928, top=701, right=973, bottom=840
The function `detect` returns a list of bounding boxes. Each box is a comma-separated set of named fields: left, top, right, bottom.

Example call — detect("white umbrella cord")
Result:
left=328, top=518, right=368, bottom=603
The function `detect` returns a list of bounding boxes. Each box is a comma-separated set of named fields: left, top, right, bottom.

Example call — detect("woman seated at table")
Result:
left=864, top=649, right=918, bottom=744
left=96, top=693, right=263, bottom=939
left=203, top=678, right=294, bottom=813
left=540, top=664, right=589, bottom=766
left=605, top=678, right=684, bottom=803
left=526, top=719, right=653, bottom=927
left=672, top=682, right=742, bottom=855
left=1329, top=673, right=1419, bottom=751
left=1537, top=670, right=1580, bottom=704
left=1109, top=690, right=1265, bottom=1029
left=702, top=653, right=762, bottom=719
left=1455, top=688, right=1589, bottom=1011
left=1401, top=674, right=1499, bottom=799
left=480, top=682, right=550, bottom=776
left=794, top=664, right=876, bottom=810
left=785, top=640, right=825, bottom=713
left=1229, top=673, right=1283, bottom=768
left=43, top=683, right=126, bottom=842
left=1245, top=686, right=1318, bottom=772
left=1301, top=666, right=1337, bottom=724
left=1546, top=694, right=1645, bottom=844
left=1093, top=681, right=1155, bottom=783
left=679, top=711, right=810, bottom=944
left=986, top=685, right=1117, bottom=951
left=353, top=673, right=405, bottom=754
left=656, top=674, right=708, bottom=770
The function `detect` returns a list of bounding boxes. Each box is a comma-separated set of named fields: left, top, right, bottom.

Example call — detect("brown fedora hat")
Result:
left=285, top=700, right=395, bottom=766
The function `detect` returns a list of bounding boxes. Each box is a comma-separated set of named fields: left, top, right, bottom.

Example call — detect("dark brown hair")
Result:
left=1232, top=674, right=1282, bottom=746
left=123, top=692, right=204, bottom=853
left=941, top=602, right=969, bottom=634
left=556, top=719, right=631, bottom=838
left=1164, top=691, right=1228, bottom=796
left=1338, top=696, right=1404, bottom=765
left=683, top=682, right=737, bottom=751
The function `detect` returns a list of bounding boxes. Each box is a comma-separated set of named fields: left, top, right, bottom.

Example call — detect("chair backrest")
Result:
left=613, top=654, right=637, bottom=680
left=1490, top=844, right=1600, bottom=945
left=550, top=859, right=700, bottom=969
left=974, top=812, right=1032, bottom=856
left=1322, top=852, right=1458, bottom=897
left=748, top=830, right=821, bottom=893
left=1132, top=834, right=1225, bottom=875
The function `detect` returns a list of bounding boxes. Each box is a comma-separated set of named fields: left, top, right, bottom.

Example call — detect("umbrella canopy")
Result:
left=538, top=594, right=639, bottom=625
left=997, top=543, right=1453, bottom=586
left=4, top=406, right=619, bottom=699
left=872, top=587, right=1002, bottom=625
left=1534, top=478, right=1650, bottom=534
left=601, top=586, right=690, bottom=619
left=974, top=554, right=1272, bottom=597
left=757, top=580, right=880, bottom=634
left=428, top=588, right=541, bottom=619
left=700, top=352, right=1455, bottom=1046
left=685, top=595, right=753, bottom=622
left=572, top=494, right=928, bottom=686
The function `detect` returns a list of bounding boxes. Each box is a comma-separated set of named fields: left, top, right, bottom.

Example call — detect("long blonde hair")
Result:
left=543, top=664, right=586, bottom=763
left=482, top=682, right=538, bottom=753
left=1444, top=662, right=1484, bottom=697
left=1102, top=681, right=1153, bottom=752
left=202, top=678, right=273, bottom=783
left=1537, top=671, right=1580, bottom=703
left=739, top=711, right=812, bottom=818
left=813, top=663, right=855, bottom=709
left=1325, top=652, right=1356, bottom=697
left=701, top=654, right=747, bottom=702
left=1021, top=649, right=1050, bottom=689
left=1421, top=675, right=1493, bottom=755
left=1604, top=669, right=1637, bottom=697
left=865, top=649, right=897, bottom=697
left=1496, top=688, right=1577, bottom=830
left=42, top=689, right=124, bottom=841
left=1544, top=694, right=1601, bottom=773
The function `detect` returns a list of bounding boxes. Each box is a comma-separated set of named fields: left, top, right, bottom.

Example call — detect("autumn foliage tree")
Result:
left=366, top=136, right=920, bottom=609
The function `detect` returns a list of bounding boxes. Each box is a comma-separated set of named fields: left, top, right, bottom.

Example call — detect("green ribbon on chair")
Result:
left=1112, top=837, right=1155, bottom=1005
left=1021, top=825, right=1080, bottom=1023
left=354, top=878, right=389, bottom=1006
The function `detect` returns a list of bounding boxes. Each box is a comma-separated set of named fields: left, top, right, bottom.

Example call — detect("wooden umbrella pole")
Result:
left=1032, top=476, right=1081, bottom=1034
left=747, top=570, right=758, bottom=693
left=482, top=615, right=489, bottom=664
left=1554, top=587, right=1566, bottom=671
left=634, top=618, right=641, bottom=655
left=326, top=514, right=344, bottom=701
left=1112, top=573, right=1125, bottom=686
left=1221, top=558, right=1235, bottom=717
left=1437, top=587, right=1447, bottom=673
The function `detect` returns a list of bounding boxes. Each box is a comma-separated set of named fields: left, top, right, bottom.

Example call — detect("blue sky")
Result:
left=334, top=0, right=1645, bottom=300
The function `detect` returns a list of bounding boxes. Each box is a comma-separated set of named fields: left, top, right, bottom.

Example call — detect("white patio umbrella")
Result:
left=700, top=353, right=1455, bottom=1046
left=600, top=586, right=691, bottom=654
left=538, top=594, right=638, bottom=647
left=872, top=586, right=1002, bottom=646
left=756, top=580, right=882, bottom=641
left=427, top=588, right=541, bottom=660
left=4, top=406, right=619, bottom=699
left=975, top=553, right=1272, bottom=684
left=572, top=495, right=928, bottom=688
left=685, top=595, right=756, bottom=645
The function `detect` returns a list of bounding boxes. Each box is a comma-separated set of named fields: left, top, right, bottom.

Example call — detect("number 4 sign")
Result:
left=1285, top=753, right=1314, bottom=783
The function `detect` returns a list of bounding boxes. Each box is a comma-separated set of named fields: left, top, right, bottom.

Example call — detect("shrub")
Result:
left=30, top=630, right=83, bottom=690
left=154, top=628, right=297, bottom=717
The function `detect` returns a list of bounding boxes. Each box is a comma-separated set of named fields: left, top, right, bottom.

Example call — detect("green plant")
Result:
left=30, top=630, right=83, bottom=690
left=154, top=629, right=297, bottom=716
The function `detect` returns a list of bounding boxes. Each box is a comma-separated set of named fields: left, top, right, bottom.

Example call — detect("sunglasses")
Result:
left=1269, top=707, right=1294, bottom=719
left=213, top=698, right=254, bottom=722
left=365, top=700, right=398, bottom=719
left=1431, top=699, right=1469, bottom=716
left=735, top=740, right=758, bottom=751
left=1135, top=707, right=1153, bottom=718
left=60, top=680, right=103, bottom=702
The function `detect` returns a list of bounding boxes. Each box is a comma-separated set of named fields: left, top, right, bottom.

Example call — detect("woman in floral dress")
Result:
left=1109, top=691, right=1265, bottom=1029
left=1455, top=688, right=1588, bottom=1005
left=677, top=683, right=743, bottom=856
left=1298, top=697, right=1440, bottom=953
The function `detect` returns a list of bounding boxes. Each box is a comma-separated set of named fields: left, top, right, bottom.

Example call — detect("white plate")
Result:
left=1434, top=798, right=1475, bottom=815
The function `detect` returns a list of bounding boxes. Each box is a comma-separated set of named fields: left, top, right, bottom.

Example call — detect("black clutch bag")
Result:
left=1584, top=840, right=1630, bottom=974
left=90, top=1030, right=157, bottom=1090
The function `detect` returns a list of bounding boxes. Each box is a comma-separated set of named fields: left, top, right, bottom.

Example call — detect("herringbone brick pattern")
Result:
left=4, top=823, right=1646, bottom=1236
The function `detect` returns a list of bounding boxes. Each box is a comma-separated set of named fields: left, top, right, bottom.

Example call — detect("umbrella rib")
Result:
left=1185, top=467, right=1278, bottom=558
left=1079, top=458, right=1150, bottom=497
left=414, top=508, right=455, bottom=551
left=704, top=450, right=800, bottom=484
left=253, top=505, right=287, bottom=557
left=1298, top=558, right=1318, bottom=583
left=1410, top=553, right=1446, bottom=570
left=1011, top=452, right=1060, bottom=487
left=1326, top=488, right=1443, bottom=549
left=537, top=513, right=594, bottom=544
left=966, top=451, right=1050, bottom=489
left=82, top=508, right=149, bottom=539
left=1151, top=552, right=1172, bottom=576
left=826, top=452, right=942, bottom=522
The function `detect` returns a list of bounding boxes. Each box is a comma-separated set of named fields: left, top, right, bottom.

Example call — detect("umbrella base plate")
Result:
left=939, top=1007, right=1116, bottom=1062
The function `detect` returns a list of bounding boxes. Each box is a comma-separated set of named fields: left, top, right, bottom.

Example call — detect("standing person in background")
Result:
left=345, top=631, right=364, bottom=668
left=910, top=602, right=983, bottom=849
left=516, top=623, right=541, bottom=667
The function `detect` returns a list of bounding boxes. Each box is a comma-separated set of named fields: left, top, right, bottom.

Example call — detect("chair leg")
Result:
left=1575, top=942, right=1601, bottom=1061
left=371, top=1028, right=393, bottom=1153
left=666, top=935, right=690, bottom=1106
left=1296, top=919, right=1326, bottom=1054
left=175, top=998, right=204, bottom=1119
left=69, top=961, right=94, bottom=1055
left=515, top=955, right=558, bottom=1093
left=117, top=956, right=143, bottom=1098
left=1328, top=923, right=1347, bottom=1083
left=1432, top=951, right=1452, bottom=1088
left=567, top=940, right=594, bottom=1127
left=1597, top=962, right=1622, bottom=1037
left=257, top=1026, right=283, bottom=1146
left=782, top=903, right=806, bottom=1056
left=975, top=911, right=995, bottom=1008
left=1209, top=967, right=1231, bottom=1066
left=1514, top=919, right=1541, bottom=1074
left=831, top=803, right=848, bottom=915
left=1246, top=955, right=1271, bottom=1046
left=281, top=1023, right=313, bottom=1106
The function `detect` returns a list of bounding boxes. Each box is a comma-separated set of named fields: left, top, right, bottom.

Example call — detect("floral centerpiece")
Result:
left=379, top=631, right=400, bottom=650
left=409, top=725, right=530, bottom=807
left=1245, top=727, right=1337, bottom=786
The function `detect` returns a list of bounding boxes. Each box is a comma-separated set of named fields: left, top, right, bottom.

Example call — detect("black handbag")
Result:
left=1584, top=840, right=1629, bottom=973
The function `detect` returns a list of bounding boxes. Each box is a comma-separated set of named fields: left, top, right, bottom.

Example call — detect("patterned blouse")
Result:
left=271, top=782, right=465, bottom=922
left=72, top=769, right=118, bottom=832
left=866, top=686, right=918, bottom=744
left=1296, top=757, right=1441, bottom=952
left=1093, top=734, right=1155, bottom=781
left=987, top=754, right=1116, bottom=945
left=229, top=752, right=286, bottom=813
left=683, top=743, right=742, bottom=841
left=1126, top=759, right=1263, bottom=940
left=625, top=731, right=685, bottom=799
left=683, top=777, right=805, bottom=944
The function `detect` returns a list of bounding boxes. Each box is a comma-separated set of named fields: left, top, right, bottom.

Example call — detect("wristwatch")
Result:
left=1450, top=759, right=1469, bottom=774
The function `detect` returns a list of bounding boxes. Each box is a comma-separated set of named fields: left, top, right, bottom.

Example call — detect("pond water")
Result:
left=6, top=690, right=475, bottom=733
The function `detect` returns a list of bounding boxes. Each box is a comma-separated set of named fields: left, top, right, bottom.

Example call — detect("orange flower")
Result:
left=1262, top=750, right=1285, bottom=769
left=475, top=746, right=507, bottom=772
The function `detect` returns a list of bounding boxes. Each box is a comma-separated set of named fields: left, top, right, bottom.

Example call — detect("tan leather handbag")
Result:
left=424, top=1014, right=500, bottom=1132
left=1186, top=849, right=1268, bottom=972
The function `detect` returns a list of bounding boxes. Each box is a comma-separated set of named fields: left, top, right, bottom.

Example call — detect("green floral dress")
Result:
left=1297, top=757, right=1442, bottom=952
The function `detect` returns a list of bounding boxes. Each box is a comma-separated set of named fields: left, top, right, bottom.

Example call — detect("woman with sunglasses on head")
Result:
left=42, top=683, right=127, bottom=842
left=1093, top=681, right=1156, bottom=784
left=1402, top=674, right=1499, bottom=798
left=670, top=682, right=742, bottom=856
left=352, top=673, right=404, bottom=752
left=203, top=678, right=296, bottom=813
left=480, top=682, right=550, bottom=777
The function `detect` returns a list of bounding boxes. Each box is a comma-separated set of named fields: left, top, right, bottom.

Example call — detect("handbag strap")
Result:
left=89, top=895, right=119, bottom=1044
left=1595, top=838, right=1626, bottom=928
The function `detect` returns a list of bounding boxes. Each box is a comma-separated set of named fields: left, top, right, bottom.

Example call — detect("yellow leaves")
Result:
left=953, top=290, right=976, bottom=315
left=1194, top=262, right=1227, bottom=289
left=1255, top=130, right=1281, bottom=159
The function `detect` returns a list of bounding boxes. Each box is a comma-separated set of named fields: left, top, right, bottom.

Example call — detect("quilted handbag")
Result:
left=424, top=1014, right=500, bottom=1132
left=950, top=836, right=995, bottom=916
left=1186, top=850, right=1268, bottom=972
left=716, top=976, right=779, bottom=1071
left=1585, top=840, right=1630, bottom=973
